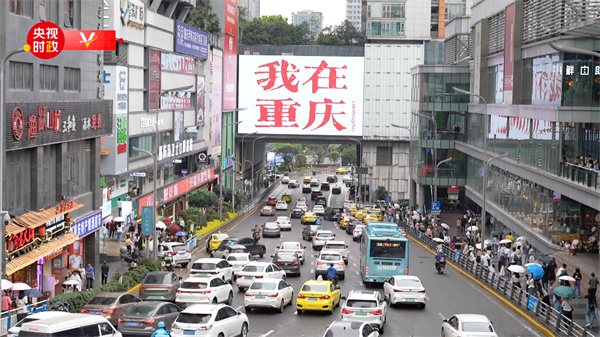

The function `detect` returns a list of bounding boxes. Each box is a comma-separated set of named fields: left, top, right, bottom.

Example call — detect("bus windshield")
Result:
left=369, top=240, right=406, bottom=259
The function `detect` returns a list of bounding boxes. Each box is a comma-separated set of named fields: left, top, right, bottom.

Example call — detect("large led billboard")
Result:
left=238, top=55, right=364, bottom=136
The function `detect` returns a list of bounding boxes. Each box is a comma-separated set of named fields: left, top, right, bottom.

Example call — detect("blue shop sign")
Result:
left=71, top=211, right=103, bottom=238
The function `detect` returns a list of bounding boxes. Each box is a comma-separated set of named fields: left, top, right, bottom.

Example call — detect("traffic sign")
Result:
left=385, top=195, right=392, bottom=203
left=431, top=201, right=441, bottom=212
left=369, top=189, right=374, bottom=194
left=141, top=206, right=153, bottom=236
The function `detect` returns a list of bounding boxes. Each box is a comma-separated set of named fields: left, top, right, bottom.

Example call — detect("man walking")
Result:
left=101, top=261, right=109, bottom=285
left=590, top=272, right=598, bottom=296
left=85, top=263, right=95, bottom=290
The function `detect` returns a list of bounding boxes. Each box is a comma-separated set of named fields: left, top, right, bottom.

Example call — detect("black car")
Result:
left=326, top=175, right=338, bottom=183
left=311, top=189, right=323, bottom=200
left=214, top=237, right=267, bottom=258
left=315, top=196, right=327, bottom=207
left=346, top=219, right=363, bottom=234
left=302, top=225, right=323, bottom=241
left=331, top=185, right=342, bottom=194
left=290, top=208, right=304, bottom=219
left=271, top=252, right=301, bottom=277
left=321, top=182, right=330, bottom=191
left=325, top=207, right=344, bottom=221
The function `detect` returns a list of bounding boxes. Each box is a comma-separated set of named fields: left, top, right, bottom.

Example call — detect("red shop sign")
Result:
left=8, top=228, right=35, bottom=252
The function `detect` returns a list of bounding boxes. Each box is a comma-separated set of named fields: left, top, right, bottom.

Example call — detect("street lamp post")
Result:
left=0, top=48, right=27, bottom=279
left=219, top=121, right=242, bottom=221
left=434, top=157, right=453, bottom=204
left=349, top=138, right=362, bottom=202
left=481, top=153, right=509, bottom=248
left=244, top=159, right=253, bottom=200
left=241, top=131, right=258, bottom=176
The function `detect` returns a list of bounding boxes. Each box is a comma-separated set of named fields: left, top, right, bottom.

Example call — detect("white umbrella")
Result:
left=113, top=217, right=125, bottom=222
left=11, top=282, right=31, bottom=291
left=63, top=280, right=79, bottom=285
left=524, top=262, right=542, bottom=267
left=516, top=236, right=527, bottom=242
left=499, top=239, right=513, bottom=244
left=1, top=279, right=13, bottom=290
left=475, top=243, right=483, bottom=249
left=467, top=226, right=479, bottom=232
left=155, top=221, right=166, bottom=229
left=432, top=238, right=444, bottom=243
left=559, top=275, right=576, bottom=282
left=507, top=265, right=526, bottom=273
left=440, top=223, right=450, bottom=230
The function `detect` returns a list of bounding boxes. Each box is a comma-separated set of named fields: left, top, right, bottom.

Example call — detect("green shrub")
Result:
left=50, top=258, right=162, bottom=313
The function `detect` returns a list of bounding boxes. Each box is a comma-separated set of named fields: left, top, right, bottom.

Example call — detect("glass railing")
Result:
left=559, top=163, right=600, bottom=190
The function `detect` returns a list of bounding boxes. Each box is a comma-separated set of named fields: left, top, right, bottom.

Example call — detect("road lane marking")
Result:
left=262, top=330, right=274, bottom=337
left=355, top=271, right=359, bottom=275
left=352, top=263, right=357, bottom=267
left=438, top=313, right=446, bottom=320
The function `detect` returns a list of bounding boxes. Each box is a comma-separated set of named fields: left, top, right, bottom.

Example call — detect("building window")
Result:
left=9, top=62, right=33, bottom=91
left=129, top=135, right=156, bottom=158
left=376, top=146, right=392, bottom=166
left=66, top=140, right=91, bottom=197
left=9, top=0, right=33, bottom=17
left=40, top=0, right=59, bottom=24
left=40, top=65, right=58, bottom=91
left=6, top=149, right=33, bottom=211
left=64, top=0, right=75, bottom=27
left=41, top=145, right=58, bottom=205
left=64, top=67, right=80, bottom=92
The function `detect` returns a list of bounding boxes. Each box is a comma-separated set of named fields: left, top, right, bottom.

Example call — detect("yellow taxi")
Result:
left=340, top=216, right=351, bottom=229
left=364, top=214, right=379, bottom=224
left=335, top=167, right=349, bottom=174
left=303, top=176, right=313, bottom=183
left=301, top=211, right=318, bottom=224
left=347, top=206, right=357, bottom=216
left=206, top=233, right=230, bottom=252
left=296, top=279, right=341, bottom=314
left=355, top=209, right=368, bottom=219
left=367, top=209, right=384, bottom=221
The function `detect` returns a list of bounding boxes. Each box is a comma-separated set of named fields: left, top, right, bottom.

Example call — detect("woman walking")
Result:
left=584, top=288, right=597, bottom=328
left=573, top=267, right=583, bottom=298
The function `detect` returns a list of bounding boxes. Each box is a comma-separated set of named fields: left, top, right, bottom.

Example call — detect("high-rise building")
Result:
left=292, top=10, right=324, bottom=38
left=239, top=0, right=260, bottom=20
left=346, top=0, right=362, bottom=31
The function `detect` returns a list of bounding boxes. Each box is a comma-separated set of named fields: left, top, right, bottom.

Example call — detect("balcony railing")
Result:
left=559, top=162, right=600, bottom=190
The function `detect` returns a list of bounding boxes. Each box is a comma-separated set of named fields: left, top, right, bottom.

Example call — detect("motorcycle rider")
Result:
left=151, top=321, right=171, bottom=337
left=316, top=216, right=322, bottom=226
left=326, top=263, right=338, bottom=284
left=252, top=224, right=261, bottom=242
left=435, top=248, right=446, bottom=270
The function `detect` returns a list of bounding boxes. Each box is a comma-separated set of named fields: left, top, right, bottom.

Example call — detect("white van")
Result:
left=8, top=311, right=71, bottom=337
left=18, top=313, right=122, bottom=337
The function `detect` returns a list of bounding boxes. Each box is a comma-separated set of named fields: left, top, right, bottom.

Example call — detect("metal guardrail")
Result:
left=0, top=300, right=51, bottom=336
left=399, top=222, right=597, bottom=337
left=560, top=163, right=600, bottom=190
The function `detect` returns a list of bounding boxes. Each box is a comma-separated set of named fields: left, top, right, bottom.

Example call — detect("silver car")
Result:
left=340, top=290, right=388, bottom=333
left=315, top=251, right=345, bottom=280
left=322, top=241, right=350, bottom=264
left=262, top=222, right=281, bottom=238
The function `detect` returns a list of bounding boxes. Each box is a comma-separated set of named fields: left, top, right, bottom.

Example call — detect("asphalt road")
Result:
left=171, top=173, right=543, bottom=337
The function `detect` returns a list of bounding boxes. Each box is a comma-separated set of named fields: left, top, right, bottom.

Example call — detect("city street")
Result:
left=174, top=173, right=542, bottom=337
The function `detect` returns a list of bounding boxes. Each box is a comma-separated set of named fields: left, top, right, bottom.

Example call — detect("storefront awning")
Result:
left=6, top=232, right=80, bottom=275
left=11, top=200, right=84, bottom=230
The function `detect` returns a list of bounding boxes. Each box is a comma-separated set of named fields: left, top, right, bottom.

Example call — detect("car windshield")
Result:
left=242, top=265, right=266, bottom=272
left=144, top=273, right=169, bottom=284
left=370, top=240, right=406, bottom=259
left=346, top=300, right=377, bottom=308
left=395, top=279, right=422, bottom=287
left=250, top=282, right=277, bottom=290
left=276, top=253, right=296, bottom=261
left=280, top=243, right=297, bottom=249
left=214, top=234, right=228, bottom=240
left=182, top=282, right=208, bottom=289
left=301, top=284, right=327, bottom=292
left=124, top=305, right=156, bottom=317
left=309, top=226, right=322, bottom=231
left=265, top=223, right=278, bottom=228
left=318, top=232, right=333, bottom=238
left=191, top=263, right=217, bottom=270
left=173, top=246, right=187, bottom=252
left=87, top=296, right=117, bottom=305
left=462, top=322, right=494, bottom=332
left=227, top=255, right=248, bottom=262
left=320, top=254, right=341, bottom=261
left=176, top=313, right=211, bottom=324
left=277, top=218, right=289, bottom=222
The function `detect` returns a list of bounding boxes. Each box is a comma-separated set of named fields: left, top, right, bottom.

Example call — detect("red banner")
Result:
left=163, top=167, right=215, bottom=203
left=63, top=30, right=115, bottom=50
left=224, top=0, right=238, bottom=37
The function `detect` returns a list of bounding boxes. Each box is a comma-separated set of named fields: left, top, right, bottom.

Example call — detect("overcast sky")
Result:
left=260, top=0, right=346, bottom=28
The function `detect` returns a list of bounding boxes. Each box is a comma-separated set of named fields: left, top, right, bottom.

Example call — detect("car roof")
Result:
left=454, top=314, right=492, bottom=322
left=246, top=261, right=272, bottom=267
left=227, top=252, right=251, bottom=257
left=182, top=276, right=218, bottom=283
left=313, top=205, right=324, bottom=208
left=277, top=216, right=290, bottom=219
left=21, top=313, right=112, bottom=330
left=264, top=222, right=278, bottom=226
left=328, top=320, right=363, bottom=331
left=304, top=212, right=316, bottom=215
left=21, top=311, right=71, bottom=320
left=319, top=251, right=341, bottom=257
left=316, top=230, right=333, bottom=234
left=393, top=275, right=422, bottom=281
left=147, top=271, right=173, bottom=276
left=193, top=258, right=225, bottom=263
left=277, top=201, right=286, bottom=203
left=281, top=241, right=301, bottom=245
left=302, top=280, right=333, bottom=287
left=347, top=290, right=379, bottom=300
left=92, top=292, right=127, bottom=297
left=228, top=244, right=246, bottom=249
left=263, top=205, right=273, bottom=208
left=161, top=242, right=185, bottom=247
left=182, top=303, right=227, bottom=314
left=325, top=240, right=346, bottom=245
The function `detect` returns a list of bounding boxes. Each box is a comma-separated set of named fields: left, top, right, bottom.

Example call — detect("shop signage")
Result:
left=117, top=116, right=127, bottom=154
left=175, top=21, right=208, bottom=59
left=140, top=117, right=164, bottom=128
left=162, top=52, right=195, bottom=74
left=141, top=206, right=153, bottom=236
left=121, top=0, right=145, bottom=29
left=71, top=211, right=102, bottom=238
left=5, top=101, right=112, bottom=151
left=224, top=0, right=238, bottom=37
left=100, top=201, right=111, bottom=218
left=157, top=139, right=193, bottom=161
left=163, top=166, right=215, bottom=202
left=130, top=172, right=146, bottom=177
left=198, top=151, right=207, bottom=162
left=56, top=200, right=76, bottom=214
left=46, top=214, right=65, bottom=227
left=149, top=49, right=161, bottom=109
left=161, top=91, right=193, bottom=109
left=8, top=228, right=35, bottom=252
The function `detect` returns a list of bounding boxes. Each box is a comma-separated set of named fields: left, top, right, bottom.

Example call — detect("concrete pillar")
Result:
left=418, top=183, right=426, bottom=210
left=409, top=178, right=417, bottom=207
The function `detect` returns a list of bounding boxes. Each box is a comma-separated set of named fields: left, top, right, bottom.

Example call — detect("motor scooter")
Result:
left=252, top=229, right=261, bottom=243
left=161, top=255, right=174, bottom=272
left=435, top=257, right=446, bottom=274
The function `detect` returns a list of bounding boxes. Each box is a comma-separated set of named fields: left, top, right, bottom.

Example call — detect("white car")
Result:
left=261, top=206, right=275, bottom=216
left=276, top=241, right=306, bottom=263
left=312, top=205, right=325, bottom=215
left=341, top=290, right=388, bottom=334
left=175, top=276, right=233, bottom=307
left=323, top=321, right=379, bottom=337
left=310, top=178, right=320, bottom=187
left=235, top=262, right=286, bottom=291
left=353, top=224, right=366, bottom=242
left=322, top=241, right=349, bottom=264
left=296, top=202, right=308, bottom=212
left=312, top=230, right=336, bottom=250
left=383, top=275, right=426, bottom=308
left=296, top=196, right=307, bottom=203
left=244, top=279, right=294, bottom=313
left=171, top=304, right=249, bottom=337
left=282, top=176, right=290, bottom=184
left=441, top=314, right=498, bottom=337
left=315, top=251, right=345, bottom=280
left=159, top=242, right=192, bottom=267
left=226, top=252, right=253, bottom=275
left=275, top=201, right=288, bottom=211
left=343, top=200, right=356, bottom=208
left=189, top=258, right=234, bottom=283
left=8, top=311, right=70, bottom=337
left=276, top=216, right=292, bottom=231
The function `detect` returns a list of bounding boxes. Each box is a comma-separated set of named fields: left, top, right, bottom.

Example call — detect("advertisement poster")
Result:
left=174, top=111, right=184, bottom=142
left=175, top=21, right=209, bottom=59
left=211, top=49, right=223, bottom=156
left=532, top=55, right=562, bottom=106
left=149, top=49, right=161, bottom=109
left=197, top=75, right=206, bottom=125
left=161, top=91, right=193, bottom=109
left=223, top=35, right=238, bottom=111
left=68, top=239, right=84, bottom=271
left=238, top=55, right=364, bottom=136
left=161, top=52, right=195, bottom=74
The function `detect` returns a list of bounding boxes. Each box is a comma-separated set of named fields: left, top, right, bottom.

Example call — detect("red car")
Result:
left=266, top=197, right=278, bottom=206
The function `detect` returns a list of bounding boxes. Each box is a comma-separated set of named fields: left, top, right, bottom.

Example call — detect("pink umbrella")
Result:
left=441, top=223, right=450, bottom=230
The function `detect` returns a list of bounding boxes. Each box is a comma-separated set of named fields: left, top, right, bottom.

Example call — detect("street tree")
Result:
left=188, top=188, right=218, bottom=209
left=375, top=186, right=389, bottom=201
left=329, top=151, right=341, bottom=165
left=316, top=20, right=365, bottom=46
left=240, top=15, right=314, bottom=45
left=340, top=146, right=357, bottom=166
left=295, top=154, right=307, bottom=167
left=276, top=144, right=298, bottom=171
left=184, top=0, right=220, bottom=34
left=313, top=145, right=326, bottom=164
